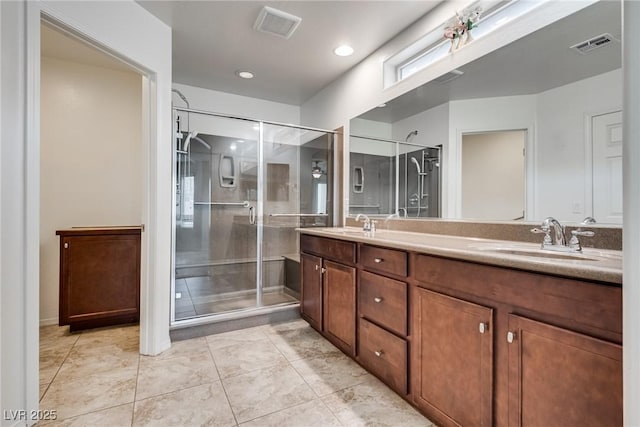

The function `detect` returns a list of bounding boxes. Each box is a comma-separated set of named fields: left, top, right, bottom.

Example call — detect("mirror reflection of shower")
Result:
left=401, top=130, right=441, bottom=218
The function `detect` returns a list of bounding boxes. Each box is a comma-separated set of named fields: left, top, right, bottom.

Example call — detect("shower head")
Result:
left=405, top=130, right=418, bottom=142
left=410, top=156, right=421, bottom=174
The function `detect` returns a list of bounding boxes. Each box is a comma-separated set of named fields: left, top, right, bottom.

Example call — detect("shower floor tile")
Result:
left=174, top=274, right=298, bottom=321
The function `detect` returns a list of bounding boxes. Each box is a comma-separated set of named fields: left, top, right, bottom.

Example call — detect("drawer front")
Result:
left=360, top=245, right=407, bottom=277
left=300, top=234, right=356, bottom=265
left=359, top=270, right=407, bottom=336
left=359, top=318, right=407, bottom=395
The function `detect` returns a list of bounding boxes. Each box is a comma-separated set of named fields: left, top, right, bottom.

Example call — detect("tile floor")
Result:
left=39, top=319, right=434, bottom=426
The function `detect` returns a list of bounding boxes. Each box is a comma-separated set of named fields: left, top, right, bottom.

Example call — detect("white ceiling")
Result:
left=136, top=1, right=441, bottom=105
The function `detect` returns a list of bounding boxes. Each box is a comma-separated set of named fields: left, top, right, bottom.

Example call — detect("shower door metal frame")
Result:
left=170, top=107, right=337, bottom=327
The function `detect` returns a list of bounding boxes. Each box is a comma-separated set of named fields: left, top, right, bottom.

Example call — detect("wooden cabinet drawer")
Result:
left=300, top=234, right=356, bottom=265
left=358, top=270, right=407, bottom=336
left=358, top=317, right=407, bottom=395
left=361, top=244, right=407, bottom=277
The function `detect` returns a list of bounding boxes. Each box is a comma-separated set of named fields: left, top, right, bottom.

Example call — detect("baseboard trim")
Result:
left=39, top=317, right=58, bottom=327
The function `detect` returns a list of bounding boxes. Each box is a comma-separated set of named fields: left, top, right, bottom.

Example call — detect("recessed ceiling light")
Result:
left=236, top=70, right=254, bottom=79
left=377, top=103, right=387, bottom=108
left=334, top=45, right=354, bottom=57
left=230, top=143, right=237, bottom=151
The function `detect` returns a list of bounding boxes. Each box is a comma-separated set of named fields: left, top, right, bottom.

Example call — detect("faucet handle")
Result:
left=531, top=227, right=552, bottom=248
left=568, top=229, right=595, bottom=251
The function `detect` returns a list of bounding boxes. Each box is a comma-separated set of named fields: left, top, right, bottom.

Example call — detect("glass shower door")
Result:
left=260, top=123, right=333, bottom=307
left=173, top=111, right=259, bottom=320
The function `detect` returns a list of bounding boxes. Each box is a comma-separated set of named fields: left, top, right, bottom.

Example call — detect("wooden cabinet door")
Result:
left=60, top=233, right=140, bottom=329
left=412, top=287, right=493, bottom=427
left=323, top=259, right=356, bottom=356
left=507, top=315, right=622, bottom=427
left=301, top=253, right=323, bottom=331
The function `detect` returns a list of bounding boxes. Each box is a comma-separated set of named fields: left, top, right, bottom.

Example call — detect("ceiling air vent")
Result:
left=570, top=33, right=618, bottom=54
left=254, top=6, right=302, bottom=39
left=434, top=69, right=464, bottom=84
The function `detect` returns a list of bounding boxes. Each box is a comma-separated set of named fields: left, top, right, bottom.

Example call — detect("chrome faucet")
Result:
left=385, top=208, right=408, bottom=221
left=544, top=217, right=567, bottom=246
left=531, top=216, right=595, bottom=252
left=355, top=214, right=371, bottom=231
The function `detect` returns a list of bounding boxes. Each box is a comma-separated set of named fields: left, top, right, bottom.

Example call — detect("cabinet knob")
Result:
left=479, top=322, right=488, bottom=334
left=374, top=258, right=384, bottom=263
left=374, top=350, right=384, bottom=357
left=64, top=242, right=69, bottom=249
left=315, top=264, right=319, bottom=271
left=507, top=331, right=516, bottom=343
left=321, top=267, right=326, bottom=274
left=374, top=297, right=383, bottom=303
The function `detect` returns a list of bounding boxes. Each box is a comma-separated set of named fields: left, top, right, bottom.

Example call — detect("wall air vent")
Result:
left=253, top=6, right=302, bottom=39
left=434, top=69, right=464, bottom=84
left=570, top=33, right=618, bottom=54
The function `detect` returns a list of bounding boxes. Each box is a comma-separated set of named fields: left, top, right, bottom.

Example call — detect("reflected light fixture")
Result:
left=311, top=161, right=325, bottom=179
left=236, top=70, right=254, bottom=79
left=334, top=45, right=354, bottom=57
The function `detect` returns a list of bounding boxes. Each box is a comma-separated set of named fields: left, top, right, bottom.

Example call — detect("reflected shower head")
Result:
left=411, top=156, right=421, bottom=174
left=182, top=132, right=211, bottom=151
left=405, top=130, right=418, bottom=141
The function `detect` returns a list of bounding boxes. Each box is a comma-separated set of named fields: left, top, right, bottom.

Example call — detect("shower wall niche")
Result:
left=173, top=109, right=334, bottom=322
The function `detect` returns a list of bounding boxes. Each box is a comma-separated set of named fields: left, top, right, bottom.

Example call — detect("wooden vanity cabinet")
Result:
left=357, top=244, right=409, bottom=395
left=299, top=233, right=622, bottom=426
left=412, top=253, right=622, bottom=427
left=300, top=253, right=323, bottom=330
left=507, top=314, right=622, bottom=427
left=411, top=287, right=493, bottom=427
left=57, top=227, right=141, bottom=331
left=300, top=234, right=356, bottom=356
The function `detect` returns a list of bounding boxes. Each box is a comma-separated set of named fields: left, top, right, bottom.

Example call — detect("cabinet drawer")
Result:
left=359, top=318, right=407, bottom=395
left=359, top=271, right=407, bottom=336
left=300, top=234, right=356, bottom=265
left=360, top=245, right=407, bottom=277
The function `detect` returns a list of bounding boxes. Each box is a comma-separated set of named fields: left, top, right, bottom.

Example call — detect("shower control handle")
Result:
left=248, top=206, right=256, bottom=225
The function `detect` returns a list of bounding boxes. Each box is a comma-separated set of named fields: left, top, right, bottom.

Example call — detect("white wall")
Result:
left=1, top=1, right=171, bottom=422
left=623, top=2, right=640, bottom=424
left=535, top=68, right=622, bottom=221
left=39, top=56, right=142, bottom=325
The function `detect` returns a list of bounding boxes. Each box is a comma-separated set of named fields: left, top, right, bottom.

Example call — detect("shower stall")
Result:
left=349, top=135, right=441, bottom=218
left=398, top=146, right=441, bottom=217
left=172, top=108, right=334, bottom=322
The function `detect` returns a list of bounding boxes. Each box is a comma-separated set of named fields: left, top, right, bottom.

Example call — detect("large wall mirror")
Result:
left=349, top=0, right=622, bottom=224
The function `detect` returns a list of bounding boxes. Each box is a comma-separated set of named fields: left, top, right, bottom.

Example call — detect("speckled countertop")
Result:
left=298, top=227, right=622, bottom=285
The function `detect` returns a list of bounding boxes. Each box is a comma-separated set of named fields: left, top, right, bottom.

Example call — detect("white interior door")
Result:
left=593, top=111, right=623, bottom=224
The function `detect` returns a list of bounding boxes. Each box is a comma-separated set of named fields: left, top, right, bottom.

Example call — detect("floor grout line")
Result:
left=205, top=336, right=240, bottom=427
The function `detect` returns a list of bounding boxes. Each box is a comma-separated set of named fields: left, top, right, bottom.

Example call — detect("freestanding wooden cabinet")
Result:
left=57, top=227, right=141, bottom=331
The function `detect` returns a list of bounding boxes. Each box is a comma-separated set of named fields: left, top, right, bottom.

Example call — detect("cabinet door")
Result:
left=301, top=253, right=323, bottom=331
left=412, top=287, right=493, bottom=427
left=60, top=234, right=140, bottom=328
left=507, top=315, right=622, bottom=427
left=323, top=260, right=357, bottom=356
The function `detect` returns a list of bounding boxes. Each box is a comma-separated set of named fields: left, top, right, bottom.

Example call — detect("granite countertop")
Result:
left=298, top=227, right=622, bottom=285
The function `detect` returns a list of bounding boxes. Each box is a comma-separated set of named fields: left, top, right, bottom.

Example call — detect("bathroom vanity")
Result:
left=298, top=227, right=622, bottom=427
left=57, top=226, right=142, bottom=331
